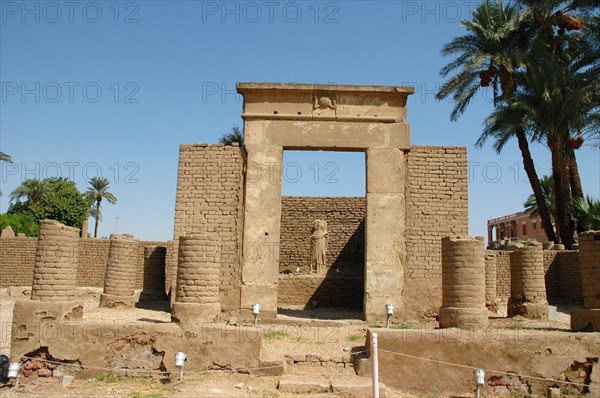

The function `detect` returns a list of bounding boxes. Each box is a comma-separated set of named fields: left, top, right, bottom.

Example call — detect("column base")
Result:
left=99, top=293, right=136, bottom=308
left=507, top=298, right=548, bottom=320
left=171, top=302, right=221, bottom=328
left=438, top=307, right=488, bottom=330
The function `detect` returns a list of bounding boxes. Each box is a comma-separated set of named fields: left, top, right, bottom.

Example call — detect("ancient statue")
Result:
left=309, top=219, right=328, bottom=274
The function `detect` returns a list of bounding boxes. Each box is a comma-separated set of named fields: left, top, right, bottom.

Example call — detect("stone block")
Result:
left=570, top=308, right=600, bottom=332
left=331, top=382, right=387, bottom=398
left=277, top=379, right=330, bottom=394
left=366, top=148, right=405, bottom=194
left=240, top=283, right=278, bottom=319
left=99, top=293, right=136, bottom=309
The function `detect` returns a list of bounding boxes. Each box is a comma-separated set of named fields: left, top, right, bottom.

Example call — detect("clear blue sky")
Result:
left=1, top=1, right=598, bottom=241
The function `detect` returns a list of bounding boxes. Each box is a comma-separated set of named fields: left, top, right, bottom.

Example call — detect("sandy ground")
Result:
left=0, top=287, right=580, bottom=397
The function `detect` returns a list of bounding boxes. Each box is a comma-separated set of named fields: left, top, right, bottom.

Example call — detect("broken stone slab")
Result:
left=1, top=226, right=15, bottom=237
left=62, top=375, right=74, bottom=387
left=246, top=360, right=284, bottom=376
left=331, top=382, right=387, bottom=398
left=277, top=379, right=330, bottom=394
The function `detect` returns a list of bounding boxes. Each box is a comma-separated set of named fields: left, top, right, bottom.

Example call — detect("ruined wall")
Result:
left=77, top=239, right=110, bottom=287
left=495, top=249, right=582, bottom=305
left=279, top=196, right=365, bottom=275
left=495, top=251, right=511, bottom=299
left=544, top=251, right=582, bottom=305
left=0, top=237, right=37, bottom=287
left=172, top=144, right=244, bottom=313
left=1, top=238, right=171, bottom=293
left=404, top=146, right=469, bottom=317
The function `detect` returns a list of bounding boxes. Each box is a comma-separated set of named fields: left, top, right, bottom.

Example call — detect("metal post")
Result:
left=371, top=332, right=379, bottom=398
left=179, top=367, right=183, bottom=381
left=476, top=385, right=481, bottom=398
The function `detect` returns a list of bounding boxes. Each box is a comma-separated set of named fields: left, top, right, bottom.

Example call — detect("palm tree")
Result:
left=9, top=179, right=46, bottom=204
left=482, top=3, right=599, bottom=247
left=571, top=196, right=600, bottom=231
left=524, top=175, right=559, bottom=238
left=436, top=0, right=558, bottom=243
left=84, top=177, right=117, bottom=238
left=0, top=152, right=11, bottom=196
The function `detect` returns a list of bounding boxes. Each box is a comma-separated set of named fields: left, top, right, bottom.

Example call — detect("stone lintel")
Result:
left=245, top=120, right=409, bottom=150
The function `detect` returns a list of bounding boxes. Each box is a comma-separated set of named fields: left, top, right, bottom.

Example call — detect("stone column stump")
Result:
left=139, top=245, right=168, bottom=301
left=439, top=236, right=488, bottom=329
left=485, top=251, right=498, bottom=312
left=171, top=235, right=221, bottom=327
left=508, top=242, right=548, bottom=319
left=100, top=234, right=140, bottom=308
left=571, top=231, right=600, bottom=331
left=12, top=220, right=83, bottom=337
left=31, top=220, right=80, bottom=302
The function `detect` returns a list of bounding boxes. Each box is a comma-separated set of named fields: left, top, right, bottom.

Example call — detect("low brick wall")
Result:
left=278, top=275, right=364, bottom=308
left=0, top=237, right=37, bottom=287
left=1, top=237, right=171, bottom=294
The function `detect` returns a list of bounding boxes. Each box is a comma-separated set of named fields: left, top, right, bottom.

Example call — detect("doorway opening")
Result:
left=277, top=150, right=366, bottom=320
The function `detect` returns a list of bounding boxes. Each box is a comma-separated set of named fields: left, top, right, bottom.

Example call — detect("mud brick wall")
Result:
left=494, top=251, right=511, bottom=299
left=76, top=239, right=111, bottom=287
left=0, top=237, right=37, bottom=287
left=495, top=249, right=582, bottom=305
left=278, top=275, right=364, bottom=308
left=279, top=197, right=365, bottom=275
left=402, top=146, right=468, bottom=317
left=2, top=238, right=171, bottom=293
left=544, top=250, right=582, bottom=305
left=405, top=146, right=468, bottom=279
left=172, top=144, right=244, bottom=313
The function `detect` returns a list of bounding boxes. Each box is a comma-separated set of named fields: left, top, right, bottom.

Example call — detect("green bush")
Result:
left=0, top=213, right=39, bottom=236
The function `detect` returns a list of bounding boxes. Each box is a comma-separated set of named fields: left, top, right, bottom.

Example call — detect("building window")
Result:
left=522, top=224, right=527, bottom=236
left=533, top=222, right=537, bottom=230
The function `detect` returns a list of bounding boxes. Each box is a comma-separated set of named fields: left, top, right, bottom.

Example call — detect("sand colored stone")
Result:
left=1, top=226, right=15, bottom=238
left=100, top=234, right=140, bottom=308
left=238, top=83, right=412, bottom=322
left=31, top=220, right=80, bottom=302
left=508, top=242, right=548, bottom=319
left=438, top=236, right=487, bottom=329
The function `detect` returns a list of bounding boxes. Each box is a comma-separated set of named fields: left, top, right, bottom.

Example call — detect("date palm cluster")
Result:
left=437, top=0, right=599, bottom=248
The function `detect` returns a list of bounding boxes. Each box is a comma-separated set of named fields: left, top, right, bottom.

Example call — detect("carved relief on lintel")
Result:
left=312, top=91, right=337, bottom=116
